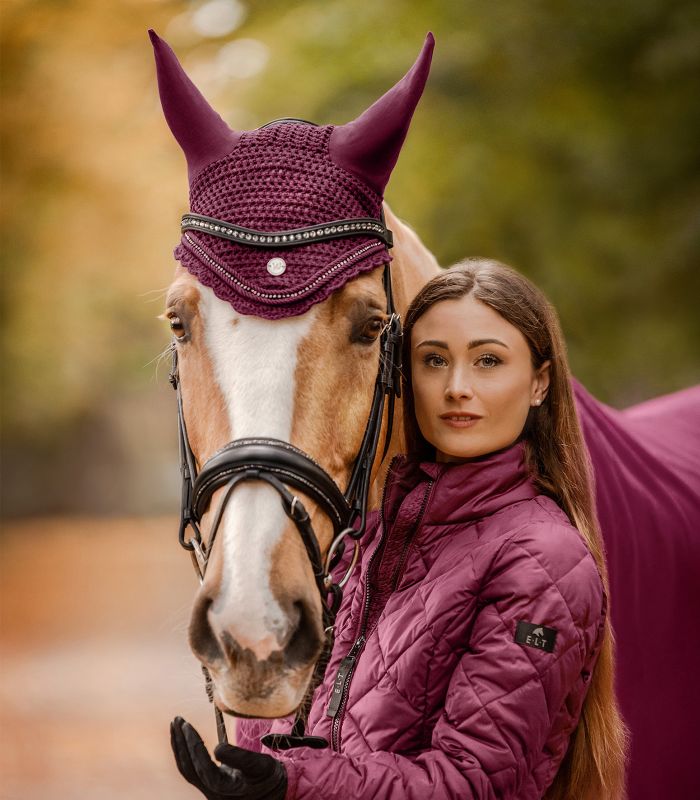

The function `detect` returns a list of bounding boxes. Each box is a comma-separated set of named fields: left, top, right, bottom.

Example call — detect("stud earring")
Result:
left=534, top=398, right=541, bottom=406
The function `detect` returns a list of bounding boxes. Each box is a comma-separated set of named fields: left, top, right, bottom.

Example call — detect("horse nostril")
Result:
left=220, top=631, right=245, bottom=665
left=189, top=593, right=224, bottom=666
left=272, top=601, right=301, bottom=649
left=284, top=600, right=323, bottom=668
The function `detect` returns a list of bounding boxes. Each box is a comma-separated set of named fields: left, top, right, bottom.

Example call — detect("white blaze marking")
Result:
left=199, top=285, right=316, bottom=659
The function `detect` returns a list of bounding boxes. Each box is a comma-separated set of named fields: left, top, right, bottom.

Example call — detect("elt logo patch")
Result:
left=515, top=620, right=557, bottom=653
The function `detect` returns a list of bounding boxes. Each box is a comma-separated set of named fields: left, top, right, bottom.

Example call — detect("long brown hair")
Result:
left=402, top=259, right=629, bottom=799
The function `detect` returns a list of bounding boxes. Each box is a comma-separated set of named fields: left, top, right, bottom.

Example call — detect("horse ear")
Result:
left=149, top=29, right=240, bottom=181
left=329, top=33, right=434, bottom=196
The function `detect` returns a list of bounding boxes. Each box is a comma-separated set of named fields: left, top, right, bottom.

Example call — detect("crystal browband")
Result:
left=181, top=212, right=393, bottom=249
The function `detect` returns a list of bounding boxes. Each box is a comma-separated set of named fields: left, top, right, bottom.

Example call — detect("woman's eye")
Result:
left=424, top=353, right=447, bottom=368
left=476, top=353, right=501, bottom=368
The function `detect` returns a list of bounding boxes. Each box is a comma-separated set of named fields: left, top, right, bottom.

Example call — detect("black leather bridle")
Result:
left=168, top=150, right=402, bottom=747
left=170, top=263, right=401, bottom=604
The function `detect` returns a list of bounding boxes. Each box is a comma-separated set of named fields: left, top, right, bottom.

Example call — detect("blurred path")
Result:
left=0, top=516, right=231, bottom=800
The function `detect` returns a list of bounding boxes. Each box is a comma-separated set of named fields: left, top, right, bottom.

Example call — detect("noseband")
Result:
left=168, top=162, right=402, bottom=748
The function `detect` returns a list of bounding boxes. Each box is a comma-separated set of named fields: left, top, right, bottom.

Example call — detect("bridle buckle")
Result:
left=324, top=527, right=361, bottom=590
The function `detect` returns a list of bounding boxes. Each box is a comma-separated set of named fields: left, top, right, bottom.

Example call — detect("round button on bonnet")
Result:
left=266, top=257, right=287, bottom=276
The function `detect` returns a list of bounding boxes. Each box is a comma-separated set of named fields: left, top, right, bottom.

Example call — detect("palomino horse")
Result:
left=151, top=31, right=700, bottom=800
left=151, top=28, right=440, bottom=724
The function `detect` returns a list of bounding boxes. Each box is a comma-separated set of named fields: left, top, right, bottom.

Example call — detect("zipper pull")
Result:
left=326, top=636, right=365, bottom=718
left=326, top=656, right=355, bottom=717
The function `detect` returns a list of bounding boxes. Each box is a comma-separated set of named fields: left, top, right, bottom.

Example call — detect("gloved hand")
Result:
left=170, top=716, right=287, bottom=800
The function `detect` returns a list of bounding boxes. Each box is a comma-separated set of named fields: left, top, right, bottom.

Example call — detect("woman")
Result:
left=171, top=259, right=629, bottom=799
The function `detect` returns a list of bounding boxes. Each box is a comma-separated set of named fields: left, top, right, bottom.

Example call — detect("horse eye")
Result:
left=359, top=317, right=384, bottom=344
left=167, top=314, right=187, bottom=340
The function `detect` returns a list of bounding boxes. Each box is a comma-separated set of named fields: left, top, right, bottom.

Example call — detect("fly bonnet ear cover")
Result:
left=150, top=30, right=434, bottom=319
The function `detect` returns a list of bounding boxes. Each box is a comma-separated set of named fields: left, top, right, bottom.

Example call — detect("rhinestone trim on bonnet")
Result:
left=181, top=213, right=393, bottom=248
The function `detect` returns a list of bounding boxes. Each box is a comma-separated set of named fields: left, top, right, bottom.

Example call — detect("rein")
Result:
left=168, top=203, right=401, bottom=750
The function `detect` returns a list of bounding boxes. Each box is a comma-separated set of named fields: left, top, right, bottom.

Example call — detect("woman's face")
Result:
left=410, top=293, right=550, bottom=461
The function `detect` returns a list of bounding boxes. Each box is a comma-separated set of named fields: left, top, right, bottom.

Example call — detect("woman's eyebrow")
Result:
left=468, top=338, right=509, bottom=349
left=416, top=338, right=509, bottom=350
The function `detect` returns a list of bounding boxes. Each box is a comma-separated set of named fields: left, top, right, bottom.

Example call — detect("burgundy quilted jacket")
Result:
left=237, top=442, right=607, bottom=799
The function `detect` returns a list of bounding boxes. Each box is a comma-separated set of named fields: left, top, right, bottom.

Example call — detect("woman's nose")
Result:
left=444, top=367, right=474, bottom=400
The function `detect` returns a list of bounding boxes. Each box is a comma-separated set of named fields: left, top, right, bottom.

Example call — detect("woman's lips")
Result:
left=439, top=414, right=482, bottom=429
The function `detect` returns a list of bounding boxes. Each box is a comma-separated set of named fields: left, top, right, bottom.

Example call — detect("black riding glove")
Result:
left=170, top=717, right=287, bottom=800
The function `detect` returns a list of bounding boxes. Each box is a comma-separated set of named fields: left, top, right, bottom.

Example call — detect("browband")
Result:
left=181, top=212, right=394, bottom=249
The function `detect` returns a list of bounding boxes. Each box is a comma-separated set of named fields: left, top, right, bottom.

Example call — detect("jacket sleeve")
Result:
left=280, top=520, right=606, bottom=799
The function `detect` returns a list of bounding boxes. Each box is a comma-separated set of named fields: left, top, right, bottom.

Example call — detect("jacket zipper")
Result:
left=327, top=459, right=396, bottom=750
left=328, top=468, right=434, bottom=751
left=389, top=479, right=435, bottom=590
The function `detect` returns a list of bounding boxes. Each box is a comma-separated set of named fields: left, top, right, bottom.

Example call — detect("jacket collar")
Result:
left=384, top=441, right=539, bottom=527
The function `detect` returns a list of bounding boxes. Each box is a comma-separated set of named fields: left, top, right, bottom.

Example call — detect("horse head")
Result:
left=152, top=30, right=438, bottom=719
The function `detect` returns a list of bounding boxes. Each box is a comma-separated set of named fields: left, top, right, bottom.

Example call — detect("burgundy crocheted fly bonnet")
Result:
left=150, top=30, right=434, bottom=318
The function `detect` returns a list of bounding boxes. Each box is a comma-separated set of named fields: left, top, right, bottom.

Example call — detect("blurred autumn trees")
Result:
left=1, top=0, right=698, bottom=515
